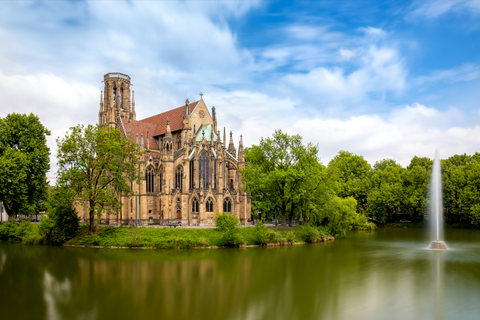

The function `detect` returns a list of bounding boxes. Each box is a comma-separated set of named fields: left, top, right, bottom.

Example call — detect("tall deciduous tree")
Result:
left=241, top=129, right=320, bottom=226
left=56, top=124, right=142, bottom=232
left=0, top=113, right=50, bottom=220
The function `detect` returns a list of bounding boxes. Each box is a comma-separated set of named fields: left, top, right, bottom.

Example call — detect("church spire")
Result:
left=131, top=90, right=136, bottom=119
left=228, top=131, right=236, bottom=157
left=238, top=135, right=244, bottom=162
left=165, top=117, right=172, bottom=139
left=100, top=91, right=104, bottom=112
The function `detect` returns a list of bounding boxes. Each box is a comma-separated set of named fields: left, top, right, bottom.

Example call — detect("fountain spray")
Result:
left=429, top=149, right=447, bottom=250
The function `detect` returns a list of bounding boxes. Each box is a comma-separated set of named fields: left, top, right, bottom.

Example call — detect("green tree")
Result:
left=0, top=113, right=50, bottom=220
left=328, top=151, right=372, bottom=212
left=403, top=156, right=432, bottom=218
left=241, top=129, right=320, bottom=226
left=56, top=124, right=142, bottom=232
left=327, top=196, right=363, bottom=237
left=367, top=159, right=406, bottom=222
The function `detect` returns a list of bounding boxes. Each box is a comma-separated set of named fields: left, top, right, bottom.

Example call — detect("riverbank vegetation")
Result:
left=0, top=215, right=333, bottom=248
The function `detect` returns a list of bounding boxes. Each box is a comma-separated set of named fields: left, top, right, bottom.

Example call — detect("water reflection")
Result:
left=1, top=229, right=480, bottom=320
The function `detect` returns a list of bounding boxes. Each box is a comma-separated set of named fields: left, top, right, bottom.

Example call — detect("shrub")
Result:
left=253, top=221, right=283, bottom=245
left=297, top=225, right=321, bottom=242
left=215, top=213, right=242, bottom=246
left=40, top=204, right=80, bottom=245
left=286, top=231, right=296, bottom=243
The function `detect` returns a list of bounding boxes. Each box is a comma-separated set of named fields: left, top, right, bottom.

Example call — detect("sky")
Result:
left=0, top=0, right=480, bottom=175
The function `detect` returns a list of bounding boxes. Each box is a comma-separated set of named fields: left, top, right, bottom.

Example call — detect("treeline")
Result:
left=242, top=130, right=480, bottom=230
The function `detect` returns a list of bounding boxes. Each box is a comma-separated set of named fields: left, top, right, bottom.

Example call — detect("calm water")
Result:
left=1, top=229, right=480, bottom=320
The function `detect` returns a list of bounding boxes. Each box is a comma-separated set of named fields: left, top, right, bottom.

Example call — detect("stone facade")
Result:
left=77, top=72, right=251, bottom=226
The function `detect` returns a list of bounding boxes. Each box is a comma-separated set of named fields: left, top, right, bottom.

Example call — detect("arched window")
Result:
left=192, top=198, right=199, bottom=213
left=198, top=151, right=209, bottom=189
left=145, top=166, right=154, bottom=193
left=177, top=136, right=181, bottom=149
left=230, top=179, right=234, bottom=189
left=120, top=87, right=124, bottom=109
left=159, top=166, right=163, bottom=192
left=175, top=166, right=183, bottom=190
left=223, top=198, right=232, bottom=213
left=206, top=198, right=214, bottom=213
left=213, top=160, right=217, bottom=189
left=113, top=87, right=117, bottom=108
left=189, top=160, right=195, bottom=189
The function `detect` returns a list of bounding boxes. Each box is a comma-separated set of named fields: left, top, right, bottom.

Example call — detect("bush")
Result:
left=215, top=213, right=242, bottom=246
left=286, top=231, right=296, bottom=243
left=40, top=204, right=79, bottom=245
left=253, top=221, right=283, bottom=245
left=297, top=225, right=321, bottom=242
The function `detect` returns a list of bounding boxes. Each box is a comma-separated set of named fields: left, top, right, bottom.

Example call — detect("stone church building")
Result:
left=78, top=72, right=251, bottom=226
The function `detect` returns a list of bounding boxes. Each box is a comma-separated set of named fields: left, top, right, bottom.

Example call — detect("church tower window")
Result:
left=214, top=160, right=217, bottom=189
left=120, top=87, right=124, bottom=109
left=199, top=151, right=209, bottom=189
left=113, top=87, right=117, bottom=108
left=175, top=165, right=183, bottom=190
left=223, top=198, right=232, bottom=213
left=206, top=198, right=214, bottom=213
left=146, top=166, right=154, bottom=193
left=189, top=160, right=195, bottom=189
left=192, top=198, right=199, bottom=213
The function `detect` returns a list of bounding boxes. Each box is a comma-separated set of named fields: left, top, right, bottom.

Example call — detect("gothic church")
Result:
left=78, top=72, right=251, bottom=225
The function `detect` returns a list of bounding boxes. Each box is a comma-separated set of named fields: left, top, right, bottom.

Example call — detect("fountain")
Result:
left=429, top=149, right=447, bottom=250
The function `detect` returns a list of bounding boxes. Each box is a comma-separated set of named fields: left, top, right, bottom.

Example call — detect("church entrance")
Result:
left=176, top=209, right=182, bottom=220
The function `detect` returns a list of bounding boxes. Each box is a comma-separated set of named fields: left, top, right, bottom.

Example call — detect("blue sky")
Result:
left=0, top=0, right=479, bottom=173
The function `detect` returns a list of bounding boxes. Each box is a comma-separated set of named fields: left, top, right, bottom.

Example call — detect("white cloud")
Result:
left=414, top=64, right=480, bottom=86
left=408, top=0, right=480, bottom=20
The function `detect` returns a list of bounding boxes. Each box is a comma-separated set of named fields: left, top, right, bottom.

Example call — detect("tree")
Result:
left=367, top=159, right=406, bottom=222
left=241, top=129, right=320, bottom=226
left=0, top=113, right=50, bottom=220
left=56, top=124, right=142, bottom=232
left=328, top=151, right=372, bottom=212
left=403, top=156, right=432, bottom=218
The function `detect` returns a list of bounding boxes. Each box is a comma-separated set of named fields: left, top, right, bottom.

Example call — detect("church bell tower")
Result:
left=99, top=72, right=136, bottom=126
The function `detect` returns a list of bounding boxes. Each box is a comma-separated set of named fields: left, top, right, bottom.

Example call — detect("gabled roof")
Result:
left=120, top=118, right=159, bottom=149
left=140, top=101, right=199, bottom=136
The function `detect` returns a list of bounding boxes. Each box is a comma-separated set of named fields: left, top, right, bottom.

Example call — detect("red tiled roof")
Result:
left=139, top=101, right=199, bottom=137
left=120, top=118, right=159, bottom=149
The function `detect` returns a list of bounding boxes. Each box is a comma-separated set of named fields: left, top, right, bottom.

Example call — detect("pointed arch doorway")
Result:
left=176, top=206, right=182, bottom=220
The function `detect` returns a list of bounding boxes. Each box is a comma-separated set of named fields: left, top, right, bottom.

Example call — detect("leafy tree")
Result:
left=241, top=129, right=320, bottom=226
left=403, top=156, right=432, bottom=218
left=367, top=159, right=406, bottom=222
left=326, top=196, right=362, bottom=237
left=56, top=124, right=142, bottom=232
left=0, top=113, right=50, bottom=220
left=215, top=213, right=242, bottom=246
left=328, top=151, right=372, bottom=212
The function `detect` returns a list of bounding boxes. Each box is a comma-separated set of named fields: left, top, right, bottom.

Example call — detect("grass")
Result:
left=65, top=224, right=333, bottom=249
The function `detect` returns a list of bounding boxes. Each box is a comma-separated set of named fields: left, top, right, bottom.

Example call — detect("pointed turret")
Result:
left=147, top=131, right=150, bottom=149
left=228, top=131, right=236, bottom=158
left=184, top=99, right=190, bottom=119
left=100, top=91, right=104, bottom=112
left=165, top=117, right=172, bottom=139
left=223, top=127, right=226, bottom=149
left=131, top=90, right=136, bottom=120
left=238, top=135, right=244, bottom=162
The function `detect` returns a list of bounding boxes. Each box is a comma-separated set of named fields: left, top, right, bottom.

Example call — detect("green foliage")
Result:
left=252, top=221, right=283, bottom=245
left=215, top=213, right=242, bottom=246
left=0, top=221, right=43, bottom=244
left=0, top=113, right=50, bottom=219
left=242, top=129, right=328, bottom=226
left=40, top=201, right=79, bottom=245
left=327, top=197, right=363, bottom=237
left=56, top=124, right=143, bottom=232
left=297, top=225, right=321, bottom=242
left=328, top=151, right=372, bottom=213
left=286, top=231, right=296, bottom=243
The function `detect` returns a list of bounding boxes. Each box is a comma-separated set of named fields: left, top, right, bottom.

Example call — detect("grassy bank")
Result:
left=0, top=221, right=333, bottom=249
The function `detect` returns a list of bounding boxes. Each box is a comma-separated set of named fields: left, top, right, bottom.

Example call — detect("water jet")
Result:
left=429, top=149, right=447, bottom=250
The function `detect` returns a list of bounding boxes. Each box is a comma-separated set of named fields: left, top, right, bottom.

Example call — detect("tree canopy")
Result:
left=56, top=124, right=142, bottom=232
left=0, top=113, right=50, bottom=219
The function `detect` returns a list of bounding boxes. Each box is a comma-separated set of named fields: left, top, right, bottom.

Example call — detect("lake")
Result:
left=1, top=228, right=480, bottom=320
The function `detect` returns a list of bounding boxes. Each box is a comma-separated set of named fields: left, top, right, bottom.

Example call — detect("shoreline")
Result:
left=62, top=236, right=335, bottom=250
